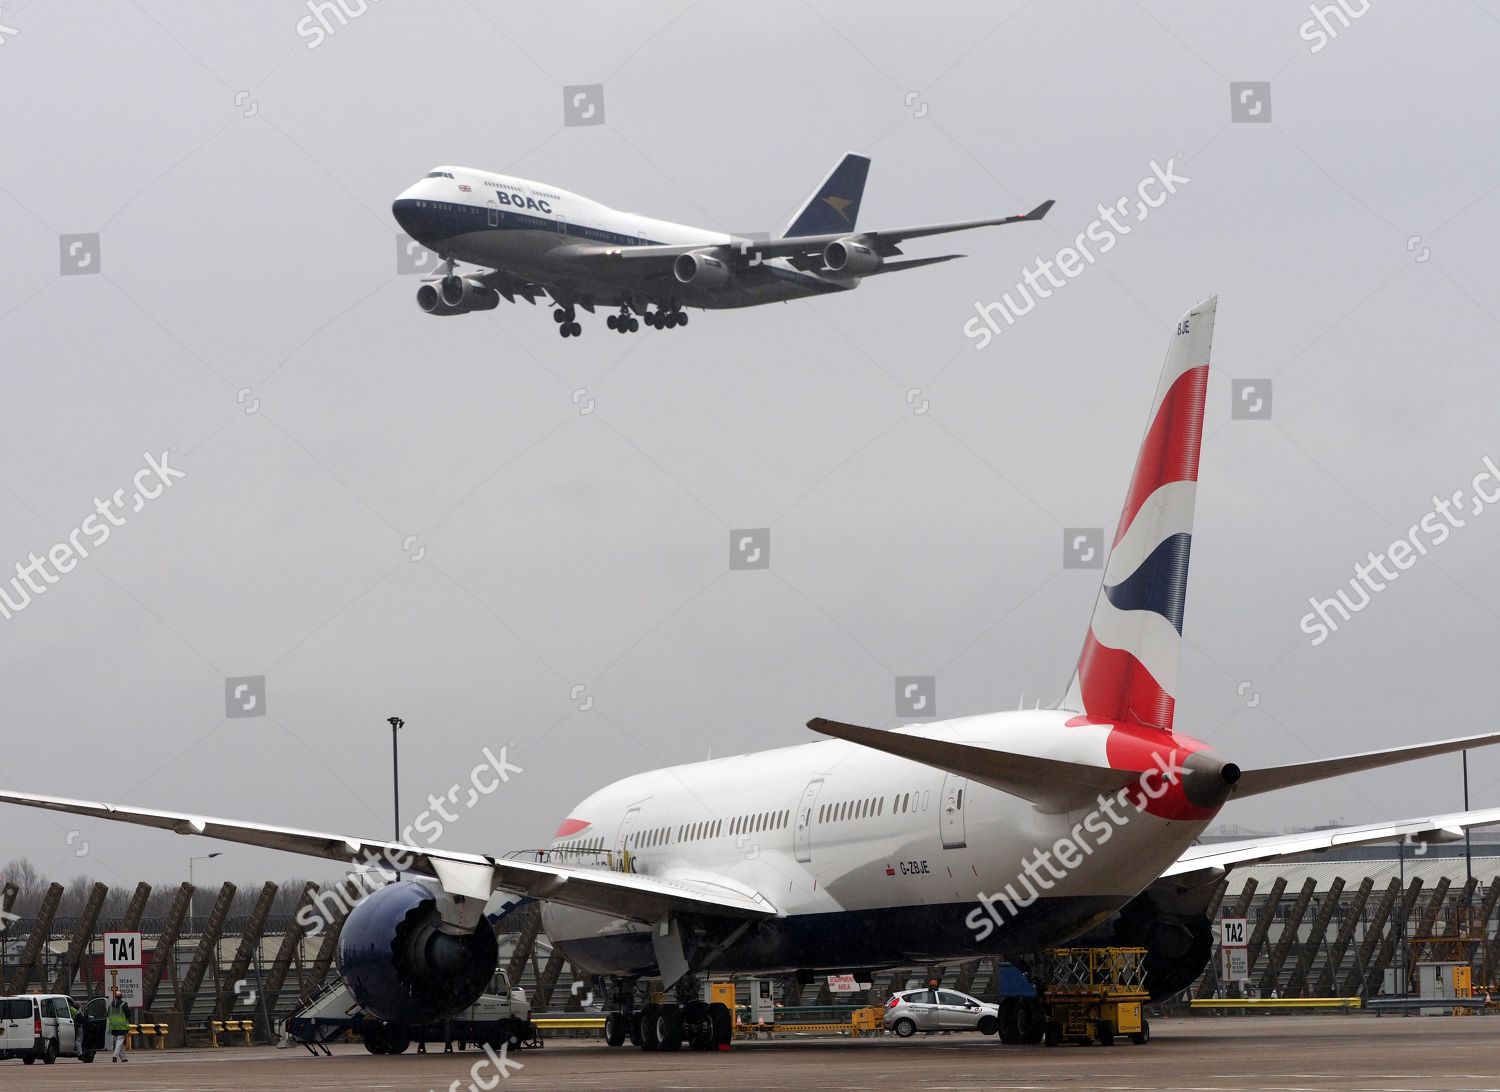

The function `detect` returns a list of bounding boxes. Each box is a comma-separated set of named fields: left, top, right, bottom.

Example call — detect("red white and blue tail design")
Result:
left=1063, top=297, right=1217, bottom=732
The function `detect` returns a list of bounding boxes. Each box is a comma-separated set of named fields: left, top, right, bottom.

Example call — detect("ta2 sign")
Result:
left=1219, top=917, right=1248, bottom=948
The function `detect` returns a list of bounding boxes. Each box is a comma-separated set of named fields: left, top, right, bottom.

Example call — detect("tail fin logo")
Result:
left=1064, top=298, right=1217, bottom=733
left=822, top=195, right=854, bottom=226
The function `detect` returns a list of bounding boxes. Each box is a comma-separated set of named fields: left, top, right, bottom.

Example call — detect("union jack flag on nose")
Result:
left=1063, top=297, right=1217, bottom=732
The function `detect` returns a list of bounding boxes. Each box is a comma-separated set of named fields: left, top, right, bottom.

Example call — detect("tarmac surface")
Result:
left=4, top=1015, right=1498, bottom=1090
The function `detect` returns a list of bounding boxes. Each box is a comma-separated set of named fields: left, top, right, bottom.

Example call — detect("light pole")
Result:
left=188, top=852, right=222, bottom=934
left=388, top=717, right=405, bottom=844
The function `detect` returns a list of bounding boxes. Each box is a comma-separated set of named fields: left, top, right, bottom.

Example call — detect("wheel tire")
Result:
left=638, top=1005, right=660, bottom=1052
left=656, top=1007, right=683, bottom=1052
left=604, top=1012, right=627, bottom=1047
left=892, top=1017, right=916, bottom=1038
left=977, top=1014, right=999, bottom=1036
left=559, top=324, right=572, bottom=338
left=492, top=1019, right=523, bottom=1052
left=607, top=314, right=618, bottom=329
left=567, top=322, right=582, bottom=337
left=998, top=998, right=1021, bottom=1044
left=80, top=1052, right=95, bottom=1063
left=1042, top=1022, right=1061, bottom=1048
left=1017, top=1002, right=1045, bottom=1045
left=554, top=308, right=567, bottom=323
left=1130, top=1017, right=1150, bottom=1046
left=1097, top=1020, right=1115, bottom=1047
left=22, top=1055, right=35, bottom=1064
left=677, top=313, right=689, bottom=326
left=42, top=1038, right=58, bottom=1064
left=709, top=1002, right=733, bottom=1047
left=628, top=318, right=639, bottom=332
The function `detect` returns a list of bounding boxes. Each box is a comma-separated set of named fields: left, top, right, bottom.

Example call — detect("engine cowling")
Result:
left=418, top=277, right=499, bottom=316
left=1071, top=890, right=1214, bottom=1001
left=672, top=249, right=732, bottom=287
left=336, top=881, right=498, bottom=1025
left=822, top=236, right=881, bottom=275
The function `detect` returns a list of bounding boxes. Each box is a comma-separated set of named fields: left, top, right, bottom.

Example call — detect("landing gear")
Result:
left=553, top=304, right=582, bottom=338
left=607, top=306, right=639, bottom=333
left=647, top=304, right=688, bottom=329
left=612, top=976, right=733, bottom=1052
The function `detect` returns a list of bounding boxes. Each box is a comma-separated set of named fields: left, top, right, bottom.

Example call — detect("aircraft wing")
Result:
left=555, top=200, right=1054, bottom=271
left=0, top=789, right=777, bottom=924
left=1160, top=806, right=1500, bottom=879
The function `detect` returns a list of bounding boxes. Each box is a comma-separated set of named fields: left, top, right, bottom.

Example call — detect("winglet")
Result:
left=1023, top=199, right=1054, bottom=221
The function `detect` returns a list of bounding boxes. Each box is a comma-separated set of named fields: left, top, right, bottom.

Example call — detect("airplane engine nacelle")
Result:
left=336, top=881, right=498, bottom=1025
left=1071, top=890, right=1213, bottom=1002
left=822, top=236, right=881, bottom=275
left=673, top=249, right=732, bottom=287
left=433, top=275, right=501, bottom=313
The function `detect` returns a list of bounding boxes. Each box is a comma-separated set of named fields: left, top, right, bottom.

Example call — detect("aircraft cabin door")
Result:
left=614, top=807, right=641, bottom=870
left=939, top=774, right=967, bottom=849
left=794, top=779, right=824, bottom=863
left=487, top=199, right=499, bottom=228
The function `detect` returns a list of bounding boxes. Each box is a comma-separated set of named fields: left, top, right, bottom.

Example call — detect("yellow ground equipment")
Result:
left=1033, top=947, right=1151, bottom=1047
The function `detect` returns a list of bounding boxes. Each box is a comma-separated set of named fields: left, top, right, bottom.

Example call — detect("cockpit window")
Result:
left=426, top=171, right=454, bottom=179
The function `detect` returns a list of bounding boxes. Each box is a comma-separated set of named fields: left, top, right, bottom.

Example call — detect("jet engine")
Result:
left=1072, top=888, right=1214, bottom=1001
left=417, top=277, right=500, bottom=316
left=672, top=249, right=732, bottom=287
left=822, top=236, right=881, bottom=275
left=336, top=880, right=498, bottom=1025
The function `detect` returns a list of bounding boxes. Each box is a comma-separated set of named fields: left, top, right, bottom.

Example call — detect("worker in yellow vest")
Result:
left=108, top=990, right=132, bottom=1063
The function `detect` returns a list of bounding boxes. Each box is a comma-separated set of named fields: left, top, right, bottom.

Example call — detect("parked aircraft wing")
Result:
left=1161, top=806, right=1500, bottom=879
left=0, top=788, right=778, bottom=923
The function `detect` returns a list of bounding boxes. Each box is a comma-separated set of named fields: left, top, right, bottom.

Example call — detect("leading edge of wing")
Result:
left=0, top=788, right=776, bottom=923
left=1161, top=805, right=1500, bottom=878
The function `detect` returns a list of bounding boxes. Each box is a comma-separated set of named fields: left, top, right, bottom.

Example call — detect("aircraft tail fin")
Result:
left=777, top=153, right=871, bottom=238
left=1061, top=297, right=1218, bottom=732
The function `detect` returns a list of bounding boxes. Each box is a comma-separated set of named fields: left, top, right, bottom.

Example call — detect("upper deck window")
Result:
left=426, top=171, right=454, bottom=179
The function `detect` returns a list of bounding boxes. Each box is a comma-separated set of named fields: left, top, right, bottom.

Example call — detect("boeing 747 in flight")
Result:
left=7, top=298, right=1500, bottom=1056
left=390, top=153, right=1053, bottom=337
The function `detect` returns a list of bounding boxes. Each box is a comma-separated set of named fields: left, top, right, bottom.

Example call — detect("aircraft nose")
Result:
left=392, top=192, right=425, bottom=239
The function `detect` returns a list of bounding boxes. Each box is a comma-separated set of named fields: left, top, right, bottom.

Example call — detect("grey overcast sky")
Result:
left=2, top=0, right=1499, bottom=892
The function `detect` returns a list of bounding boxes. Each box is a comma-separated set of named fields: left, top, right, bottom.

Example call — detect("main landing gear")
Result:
left=606, top=305, right=639, bottom=334
left=645, top=304, right=688, bottom=330
left=603, top=976, right=733, bottom=1052
left=553, top=305, right=582, bottom=338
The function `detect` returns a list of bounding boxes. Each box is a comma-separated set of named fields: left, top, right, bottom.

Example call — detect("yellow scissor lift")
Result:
left=1033, top=947, right=1151, bottom=1047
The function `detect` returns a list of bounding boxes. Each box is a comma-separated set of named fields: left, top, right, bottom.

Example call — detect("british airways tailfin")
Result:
left=777, top=153, right=871, bottom=239
left=1062, top=297, right=1218, bottom=732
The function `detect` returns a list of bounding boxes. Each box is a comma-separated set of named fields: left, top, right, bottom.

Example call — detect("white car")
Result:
left=0, top=993, right=105, bottom=1064
left=884, top=988, right=1000, bottom=1037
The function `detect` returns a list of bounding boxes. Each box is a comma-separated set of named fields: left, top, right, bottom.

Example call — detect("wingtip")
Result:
left=1028, top=199, right=1055, bottom=220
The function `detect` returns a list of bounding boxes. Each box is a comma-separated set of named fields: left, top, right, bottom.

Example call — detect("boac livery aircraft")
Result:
left=6, top=298, right=1500, bottom=1054
left=390, top=153, right=1053, bottom=337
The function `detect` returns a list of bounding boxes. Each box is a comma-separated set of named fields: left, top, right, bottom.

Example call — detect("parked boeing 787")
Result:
left=390, top=153, right=1053, bottom=336
left=7, top=298, right=1500, bottom=1055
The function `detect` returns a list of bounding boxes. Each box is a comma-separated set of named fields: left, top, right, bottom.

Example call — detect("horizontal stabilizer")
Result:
left=1234, top=731, right=1500, bottom=798
left=807, top=717, right=1139, bottom=812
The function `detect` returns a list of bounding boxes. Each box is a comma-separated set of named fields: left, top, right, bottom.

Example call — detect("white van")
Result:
left=0, top=993, right=105, bottom=1064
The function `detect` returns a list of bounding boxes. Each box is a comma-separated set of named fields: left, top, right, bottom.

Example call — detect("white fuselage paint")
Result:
left=537, top=709, right=1214, bottom=978
left=393, top=166, right=860, bottom=309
